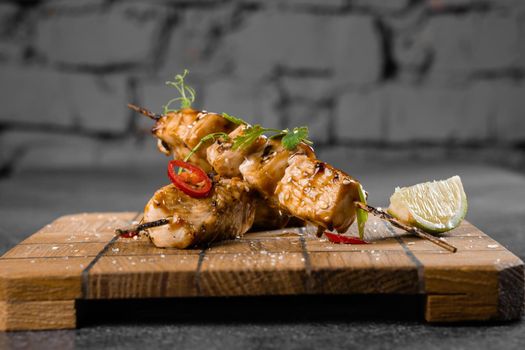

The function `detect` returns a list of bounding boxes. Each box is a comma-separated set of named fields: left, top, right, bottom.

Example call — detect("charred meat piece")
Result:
left=239, top=139, right=315, bottom=200
left=207, top=125, right=266, bottom=178
left=152, top=108, right=235, bottom=172
left=207, top=126, right=292, bottom=231
left=275, top=154, right=361, bottom=233
left=250, top=195, right=290, bottom=231
left=143, top=178, right=255, bottom=248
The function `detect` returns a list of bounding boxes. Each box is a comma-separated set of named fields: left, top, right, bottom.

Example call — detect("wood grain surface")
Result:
left=0, top=212, right=523, bottom=331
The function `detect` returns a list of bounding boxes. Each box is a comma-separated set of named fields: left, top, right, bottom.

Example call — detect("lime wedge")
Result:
left=387, top=176, right=467, bottom=233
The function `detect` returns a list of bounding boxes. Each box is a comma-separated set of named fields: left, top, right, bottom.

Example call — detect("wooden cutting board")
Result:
left=0, top=212, right=523, bottom=331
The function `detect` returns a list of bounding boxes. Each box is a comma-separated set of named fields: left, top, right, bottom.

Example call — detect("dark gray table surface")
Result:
left=1, top=156, right=524, bottom=349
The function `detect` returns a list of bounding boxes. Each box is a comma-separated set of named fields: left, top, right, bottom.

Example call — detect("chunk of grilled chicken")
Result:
left=251, top=195, right=290, bottom=231
left=207, top=125, right=266, bottom=178
left=207, top=126, right=292, bottom=231
left=275, top=154, right=361, bottom=233
left=143, top=178, right=256, bottom=248
left=152, top=108, right=235, bottom=172
left=239, top=139, right=316, bottom=200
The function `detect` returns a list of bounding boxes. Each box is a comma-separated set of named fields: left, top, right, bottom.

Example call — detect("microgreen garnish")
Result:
left=163, top=69, right=196, bottom=114
left=230, top=124, right=312, bottom=151
left=356, top=184, right=368, bottom=240
left=222, top=113, right=247, bottom=126
left=231, top=125, right=268, bottom=150
left=183, top=132, right=230, bottom=163
left=279, top=127, right=313, bottom=150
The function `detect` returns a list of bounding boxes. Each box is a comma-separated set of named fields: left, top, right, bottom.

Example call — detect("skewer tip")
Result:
left=127, top=103, right=162, bottom=121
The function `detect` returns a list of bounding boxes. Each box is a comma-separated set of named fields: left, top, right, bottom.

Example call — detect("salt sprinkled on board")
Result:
left=487, top=244, right=499, bottom=249
left=51, top=246, right=59, bottom=250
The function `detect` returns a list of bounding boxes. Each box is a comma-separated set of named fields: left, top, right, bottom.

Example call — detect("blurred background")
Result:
left=1, top=0, right=525, bottom=256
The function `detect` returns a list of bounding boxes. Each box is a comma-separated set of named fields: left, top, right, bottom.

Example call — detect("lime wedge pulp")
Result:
left=387, top=176, right=468, bottom=233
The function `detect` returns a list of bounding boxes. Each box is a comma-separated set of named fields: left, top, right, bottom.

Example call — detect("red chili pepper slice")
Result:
left=168, top=160, right=212, bottom=198
left=119, top=230, right=139, bottom=238
left=324, top=231, right=368, bottom=244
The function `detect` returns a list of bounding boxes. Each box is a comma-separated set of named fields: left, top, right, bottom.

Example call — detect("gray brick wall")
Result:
left=1, top=0, right=524, bottom=174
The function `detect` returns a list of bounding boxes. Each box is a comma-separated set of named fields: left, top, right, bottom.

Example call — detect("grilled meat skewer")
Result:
left=143, top=178, right=256, bottom=248
left=131, top=104, right=293, bottom=231
left=130, top=104, right=362, bottom=233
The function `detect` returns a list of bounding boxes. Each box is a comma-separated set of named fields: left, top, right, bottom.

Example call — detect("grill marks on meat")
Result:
left=239, top=139, right=315, bottom=201
left=144, top=178, right=255, bottom=248
left=276, top=155, right=361, bottom=233
left=152, top=108, right=235, bottom=172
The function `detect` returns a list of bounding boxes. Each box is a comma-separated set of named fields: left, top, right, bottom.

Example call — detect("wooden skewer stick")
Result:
left=127, top=103, right=163, bottom=121
left=354, top=202, right=457, bottom=253
left=115, top=204, right=457, bottom=253
left=115, top=218, right=170, bottom=236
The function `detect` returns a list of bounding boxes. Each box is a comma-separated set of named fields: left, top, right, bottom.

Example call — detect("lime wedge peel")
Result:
left=387, top=176, right=468, bottom=234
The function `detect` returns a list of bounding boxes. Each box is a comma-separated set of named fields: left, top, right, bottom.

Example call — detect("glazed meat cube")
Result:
left=239, top=139, right=315, bottom=200
left=143, top=178, right=255, bottom=248
left=207, top=125, right=266, bottom=178
left=153, top=108, right=235, bottom=172
left=275, top=155, right=361, bottom=233
left=250, top=195, right=290, bottom=231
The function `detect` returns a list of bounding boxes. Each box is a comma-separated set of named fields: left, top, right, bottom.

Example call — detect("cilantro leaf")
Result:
left=232, top=125, right=266, bottom=150
left=281, top=126, right=313, bottom=150
left=222, top=113, right=247, bottom=126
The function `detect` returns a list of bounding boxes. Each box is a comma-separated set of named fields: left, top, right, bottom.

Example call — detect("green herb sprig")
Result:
left=218, top=113, right=313, bottom=151
left=356, top=184, right=368, bottom=239
left=183, top=132, right=230, bottom=163
left=231, top=125, right=313, bottom=151
left=222, top=113, right=246, bottom=126
left=272, top=126, right=313, bottom=150
left=163, top=69, right=196, bottom=114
